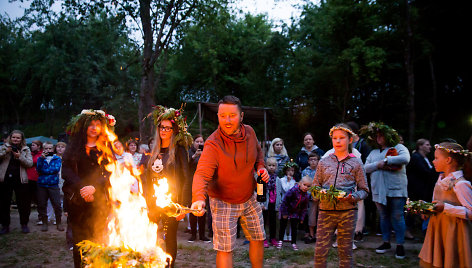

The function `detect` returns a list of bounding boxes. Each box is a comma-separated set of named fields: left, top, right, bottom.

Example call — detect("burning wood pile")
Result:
left=77, top=127, right=196, bottom=267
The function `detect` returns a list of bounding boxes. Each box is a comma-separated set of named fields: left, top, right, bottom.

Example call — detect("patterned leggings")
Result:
left=314, top=210, right=356, bottom=268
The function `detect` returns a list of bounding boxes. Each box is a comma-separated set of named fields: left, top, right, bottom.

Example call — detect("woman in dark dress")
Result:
left=62, top=109, right=116, bottom=268
left=143, top=105, right=192, bottom=268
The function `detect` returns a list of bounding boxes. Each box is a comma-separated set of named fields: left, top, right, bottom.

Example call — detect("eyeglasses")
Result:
left=159, top=126, right=173, bottom=132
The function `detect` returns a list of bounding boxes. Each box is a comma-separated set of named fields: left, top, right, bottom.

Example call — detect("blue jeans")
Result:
left=375, top=197, right=406, bottom=245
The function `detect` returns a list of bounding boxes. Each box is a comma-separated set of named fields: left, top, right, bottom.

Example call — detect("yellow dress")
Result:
left=419, top=171, right=472, bottom=268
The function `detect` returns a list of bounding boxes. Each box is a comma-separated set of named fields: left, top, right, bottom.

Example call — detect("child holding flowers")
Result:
left=277, top=176, right=311, bottom=251
left=313, top=123, right=369, bottom=268
left=418, top=142, right=472, bottom=268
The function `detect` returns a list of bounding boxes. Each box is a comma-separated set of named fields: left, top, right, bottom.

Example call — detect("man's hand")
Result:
left=190, top=200, right=206, bottom=216
left=258, top=168, right=269, bottom=183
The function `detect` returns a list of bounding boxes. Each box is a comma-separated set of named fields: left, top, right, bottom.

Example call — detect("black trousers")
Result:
left=262, top=202, right=277, bottom=240
left=163, top=216, right=179, bottom=268
left=0, top=176, right=31, bottom=226
left=189, top=212, right=206, bottom=238
left=279, top=217, right=299, bottom=244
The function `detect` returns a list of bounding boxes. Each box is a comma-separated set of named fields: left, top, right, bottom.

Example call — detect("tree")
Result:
left=59, top=0, right=227, bottom=140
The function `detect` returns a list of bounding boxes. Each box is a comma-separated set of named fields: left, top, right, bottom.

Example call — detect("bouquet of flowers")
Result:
left=309, top=185, right=347, bottom=206
left=404, top=198, right=435, bottom=215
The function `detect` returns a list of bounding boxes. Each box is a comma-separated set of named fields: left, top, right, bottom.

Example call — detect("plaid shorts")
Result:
left=210, top=194, right=265, bottom=252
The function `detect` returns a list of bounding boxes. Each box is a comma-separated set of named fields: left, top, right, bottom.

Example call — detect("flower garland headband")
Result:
left=329, top=126, right=355, bottom=137
left=66, top=109, right=116, bottom=135
left=282, top=159, right=299, bottom=174
left=147, top=104, right=193, bottom=149
left=359, top=121, right=400, bottom=149
left=434, top=144, right=471, bottom=157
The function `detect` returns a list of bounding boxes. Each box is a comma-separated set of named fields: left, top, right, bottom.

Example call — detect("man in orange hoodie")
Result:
left=191, top=95, right=269, bottom=268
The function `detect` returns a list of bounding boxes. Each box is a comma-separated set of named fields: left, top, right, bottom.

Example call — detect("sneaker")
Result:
left=264, top=240, right=269, bottom=248
left=354, top=231, right=363, bottom=242
left=395, top=245, right=405, bottom=259
left=36, top=220, right=43, bottom=225
left=291, top=244, right=299, bottom=251
left=200, top=236, right=211, bottom=243
left=276, top=240, right=283, bottom=249
left=270, top=238, right=278, bottom=247
left=332, top=241, right=338, bottom=248
left=188, top=235, right=196, bottom=243
left=21, top=225, right=30, bottom=234
left=69, top=246, right=73, bottom=251
left=352, top=242, right=357, bottom=250
left=0, top=226, right=10, bottom=235
left=376, top=242, right=391, bottom=254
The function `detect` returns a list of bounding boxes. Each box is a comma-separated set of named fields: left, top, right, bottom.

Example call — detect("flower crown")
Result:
left=434, top=144, right=471, bottom=157
left=66, top=109, right=116, bottom=135
left=282, top=160, right=299, bottom=173
left=329, top=126, right=355, bottom=137
left=147, top=104, right=193, bottom=148
left=359, top=121, right=400, bottom=149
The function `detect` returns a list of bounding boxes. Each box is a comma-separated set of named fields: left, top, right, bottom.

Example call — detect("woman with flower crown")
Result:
left=61, top=109, right=116, bottom=268
left=360, top=122, right=410, bottom=259
left=141, top=105, right=192, bottom=268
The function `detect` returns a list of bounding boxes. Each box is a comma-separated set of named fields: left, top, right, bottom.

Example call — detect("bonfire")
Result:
left=77, top=126, right=197, bottom=267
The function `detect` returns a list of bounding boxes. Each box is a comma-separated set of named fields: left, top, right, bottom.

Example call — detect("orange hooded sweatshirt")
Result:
left=192, top=124, right=265, bottom=204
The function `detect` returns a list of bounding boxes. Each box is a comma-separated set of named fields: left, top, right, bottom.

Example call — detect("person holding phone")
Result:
left=0, top=130, right=33, bottom=234
left=36, top=141, right=64, bottom=232
left=187, top=134, right=211, bottom=242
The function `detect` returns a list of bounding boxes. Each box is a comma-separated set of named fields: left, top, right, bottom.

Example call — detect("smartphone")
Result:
left=198, top=144, right=204, bottom=150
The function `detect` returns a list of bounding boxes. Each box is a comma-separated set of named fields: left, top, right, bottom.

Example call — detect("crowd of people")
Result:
left=0, top=95, right=471, bottom=268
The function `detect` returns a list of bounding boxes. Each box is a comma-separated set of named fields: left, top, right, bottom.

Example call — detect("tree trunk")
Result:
left=428, top=54, right=438, bottom=140
left=404, top=0, right=415, bottom=145
left=138, top=0, right=156, bottom=142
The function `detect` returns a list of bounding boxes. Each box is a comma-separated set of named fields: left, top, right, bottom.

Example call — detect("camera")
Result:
left=46, top=152, right=55, bottom=157
left=198, top=144, right=204, bottom=150
left=11, top=145, right=19, bottom=153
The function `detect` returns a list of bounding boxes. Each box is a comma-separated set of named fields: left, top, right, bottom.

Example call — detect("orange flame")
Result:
left=94, top=125, right=171, bottom=266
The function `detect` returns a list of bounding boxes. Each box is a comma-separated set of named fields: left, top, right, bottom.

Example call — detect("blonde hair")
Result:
left=267, top=138, right=288, bottom=157
left=265, top=157, right=277, bottom=166
left=299, top=176, right=313, bottom=185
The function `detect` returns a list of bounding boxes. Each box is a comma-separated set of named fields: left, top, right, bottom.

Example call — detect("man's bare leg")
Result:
left=216, top=251, right=233, bottom=268
left=249, top=240, right=264, bottom=268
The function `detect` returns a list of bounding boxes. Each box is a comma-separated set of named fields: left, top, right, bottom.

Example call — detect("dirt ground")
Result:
left=0, top=208, right=423, bottom=267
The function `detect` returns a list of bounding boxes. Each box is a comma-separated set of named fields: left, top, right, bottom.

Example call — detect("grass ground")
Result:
left=0, top=208, right=423, bottom=267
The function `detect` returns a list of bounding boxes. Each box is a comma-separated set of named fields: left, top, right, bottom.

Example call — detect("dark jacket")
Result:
left=406, top=152, right=437, bottom=202
left=296, top=146, right=325, bottom=174
left=279, top=184, right=310, bottom=220
left=62, top=147, right=110, bottom=219
left=143, top=145, right=191, bottom=219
